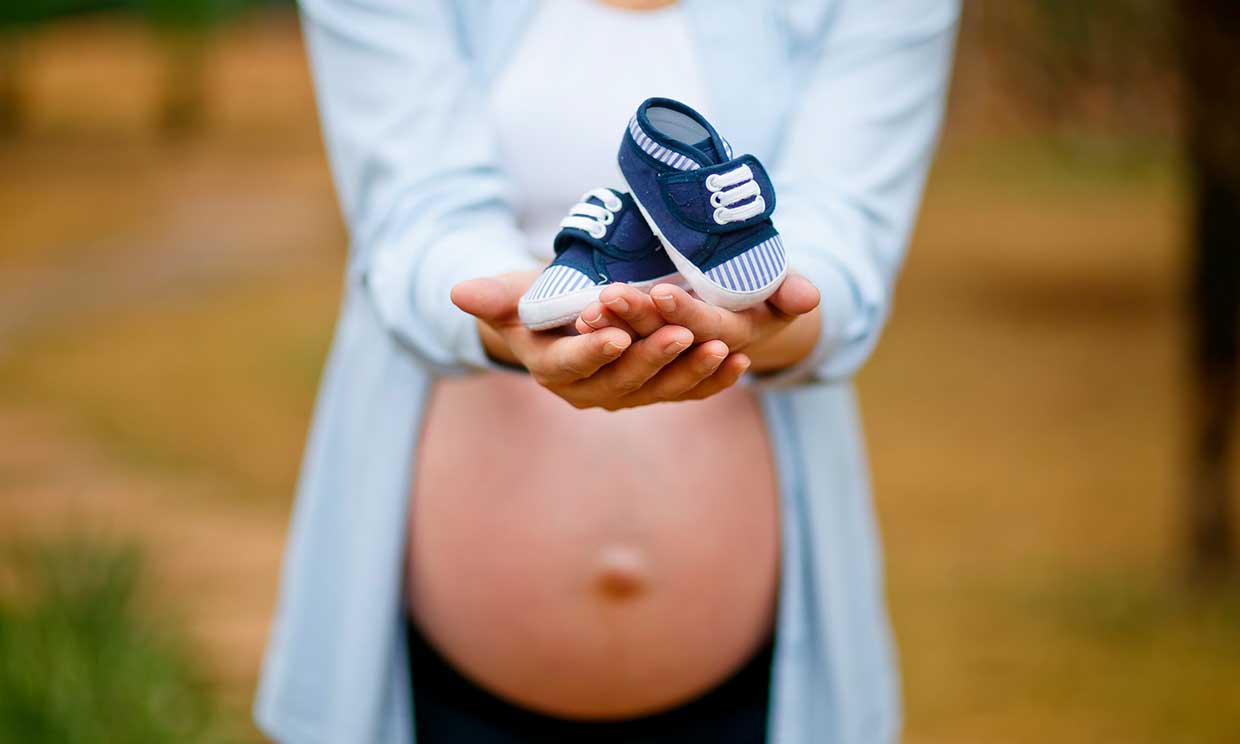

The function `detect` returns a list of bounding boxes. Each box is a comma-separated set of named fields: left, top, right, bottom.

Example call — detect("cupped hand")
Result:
left=574, top=274, right=821, bottom=373
left=451, top=271, right=751, bottom=410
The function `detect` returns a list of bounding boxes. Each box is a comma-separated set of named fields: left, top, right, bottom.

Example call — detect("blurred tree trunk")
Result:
left=1181, top=0, right=1240, bottom=586
left=157, top=30, right=209, bottom=136
left=0, top=33, right=21, bottom=137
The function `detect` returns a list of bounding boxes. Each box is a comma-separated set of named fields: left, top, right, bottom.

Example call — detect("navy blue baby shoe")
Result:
left=618, top=98, right=787, bottom=310
left=519, top=188, right=680, bottom=331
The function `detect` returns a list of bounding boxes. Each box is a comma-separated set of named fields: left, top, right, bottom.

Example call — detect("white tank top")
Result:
left=489, top=0, right=711, bottom=260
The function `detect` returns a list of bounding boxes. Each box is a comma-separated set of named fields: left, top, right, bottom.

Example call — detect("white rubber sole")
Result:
left=518, top=271, right=683, bottom=331
left=622, top=174, right=786, bottom=311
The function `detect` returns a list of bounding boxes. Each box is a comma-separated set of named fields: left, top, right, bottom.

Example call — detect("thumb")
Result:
left=451, top=273, right=530, bottom=324
left=767, top=273, right=820, bottom=318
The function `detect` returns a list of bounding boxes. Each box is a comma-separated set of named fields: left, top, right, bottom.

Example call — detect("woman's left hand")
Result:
left=575, top=275, right=822, bottom=374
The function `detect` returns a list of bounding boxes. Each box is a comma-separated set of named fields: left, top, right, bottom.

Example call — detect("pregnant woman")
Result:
left=256, top=1, right=958, bottom=743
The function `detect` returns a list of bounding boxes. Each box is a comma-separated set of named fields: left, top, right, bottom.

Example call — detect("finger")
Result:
left=451, top=271, right=539, bottom=325
left=533, top=327, right=631, bottom=384
left=649, top=283, right=730, bottom=341
left=600, top=284, right=665, bottom=337
left=652, top=283, right=762, bottom=349
left=575, top=302, right=606, bottom=334
left=575, top=303, right=638, bottom=338
left=679, top=353, right=751, bottom=401
left=626, top=340, right=729, bottom=404
left=585, top=325, right=693, bottom=396
left=766, top=273, right=820, bottom=320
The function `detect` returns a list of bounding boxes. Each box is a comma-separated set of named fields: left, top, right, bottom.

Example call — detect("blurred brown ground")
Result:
left=0, top=8, right=1237, bottom=744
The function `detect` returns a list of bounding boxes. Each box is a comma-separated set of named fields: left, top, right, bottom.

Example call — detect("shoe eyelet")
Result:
left=712, top=207, right=729, bottom=225
left=705, top=174, right=723, bottom=191
left=710, top=191, right=727, bottom=208
left=600, top=211, right=614, bottom=225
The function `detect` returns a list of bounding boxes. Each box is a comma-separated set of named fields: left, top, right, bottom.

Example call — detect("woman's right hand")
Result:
left=451, top=272, right=750, bottom=411
left=573, top=276, right=821, bottom=374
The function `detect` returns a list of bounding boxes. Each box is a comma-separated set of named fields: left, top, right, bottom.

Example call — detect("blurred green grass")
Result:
left=0, top=540, right=239, bottom=744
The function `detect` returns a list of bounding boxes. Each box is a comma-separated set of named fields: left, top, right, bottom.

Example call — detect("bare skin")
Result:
left=577, top=278, right=823, bottom=374
left=409, top=373, right=780, bottom=719
left=405, top=273, right=820, bottom=719
left=450, top=271, right=821, bottom=409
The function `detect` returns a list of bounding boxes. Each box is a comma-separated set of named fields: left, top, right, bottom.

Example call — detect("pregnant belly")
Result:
left=407, top=372, right=780, bottom=720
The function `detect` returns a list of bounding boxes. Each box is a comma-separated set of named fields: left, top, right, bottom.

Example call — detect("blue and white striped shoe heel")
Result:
left=618, top=97, right=787, bottom=311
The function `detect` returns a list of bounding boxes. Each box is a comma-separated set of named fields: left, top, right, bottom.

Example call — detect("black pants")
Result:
left=408, top=620, right=772, bottom=744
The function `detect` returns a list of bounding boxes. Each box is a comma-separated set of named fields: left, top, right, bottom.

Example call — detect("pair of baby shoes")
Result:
left=518, top=98, right=787, bottom=331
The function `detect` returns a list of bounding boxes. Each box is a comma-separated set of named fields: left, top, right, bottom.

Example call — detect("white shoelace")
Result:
left=706, top=164, right=766, bottom=225
left=559, top=188, right=624, bottom=239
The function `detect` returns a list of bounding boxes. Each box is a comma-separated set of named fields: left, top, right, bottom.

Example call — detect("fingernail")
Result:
left=706, top=353, right=726, bottom=370
left=604, top=341, right=626, bottom=355
left=604, top=296, right=629, bottom=314
left=652, top=294, right=675, bottom=313
left=665, top=339, right=689, bottom=355
left=583, top=310, right=603, bottom=326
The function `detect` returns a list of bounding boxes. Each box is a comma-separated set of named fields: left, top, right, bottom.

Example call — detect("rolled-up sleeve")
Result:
left=299, top=0, right=538, bottom=374
left=763, top=0, right=959, bottom=386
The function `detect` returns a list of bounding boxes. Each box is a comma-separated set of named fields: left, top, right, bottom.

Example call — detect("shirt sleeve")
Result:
left=298, top=0, right=539, bottom=375
left=760, top=0, right=960, bottom=387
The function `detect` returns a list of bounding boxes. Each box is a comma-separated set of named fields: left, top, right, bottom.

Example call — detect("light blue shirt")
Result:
left=255, top=2, right=959, bottom=742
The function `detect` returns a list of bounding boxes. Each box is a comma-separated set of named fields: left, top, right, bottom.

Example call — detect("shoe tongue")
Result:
left=692, top=137, right=723, bottom=166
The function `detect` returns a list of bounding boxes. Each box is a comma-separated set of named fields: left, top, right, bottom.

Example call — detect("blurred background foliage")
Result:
left=0, top=540, right=237, bottom=744
left=985, top=0, right=1240, bottom=588
left=1, top=0, right=278, bottom=135
left=0, top=1, right=1238, bottom=743
left=985, top=0, right=1176, bottom=147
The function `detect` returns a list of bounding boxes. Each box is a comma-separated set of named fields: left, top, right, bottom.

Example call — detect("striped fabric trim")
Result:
left=629, top=116, right=702, bottom=172
left=523, top=265, right=595, bottom=301
left=704, top=236, right=787, bottom=293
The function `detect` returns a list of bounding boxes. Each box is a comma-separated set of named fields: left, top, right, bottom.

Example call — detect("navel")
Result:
left=594, top=545, right=649, bottom=600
